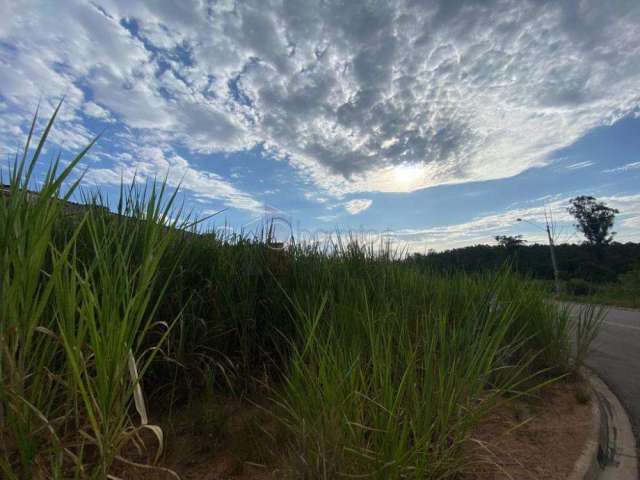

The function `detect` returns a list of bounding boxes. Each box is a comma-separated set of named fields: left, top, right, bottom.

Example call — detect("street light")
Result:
left=517, top=216, right=561, bottom=296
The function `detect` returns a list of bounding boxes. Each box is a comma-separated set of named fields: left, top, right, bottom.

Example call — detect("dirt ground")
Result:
left=129, top=381, right=593, bottom=479
left=465, top=381, right=594, bottom=479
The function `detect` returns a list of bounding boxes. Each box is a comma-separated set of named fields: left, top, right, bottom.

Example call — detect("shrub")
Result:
left=566, top=278, right=594, bottom=296
left=619, top=263, right=640, bottom=291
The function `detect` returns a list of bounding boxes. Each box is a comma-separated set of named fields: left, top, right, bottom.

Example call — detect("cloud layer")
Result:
left=1, top=0, right=640, bottom=202
left=391, top=193, right=640, bottom=252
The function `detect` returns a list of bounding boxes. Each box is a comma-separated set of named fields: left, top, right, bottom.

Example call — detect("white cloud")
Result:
left=85, top=144, right=264, bottom=213
left=603, top=194, right=640, bottom=237
left=391, top=193, right=640, bottom=252
left=83, top=102, right=111, bottom=120
left=623, top=216, right=640, bottom=229
left=565, top=161, right=594, bottom=170
left=603, top=161, right=640, bottom=173
left=317, top=214, right=340, bottom=223
left=304, top=191, right=329, bottom=204
left=1, top=0, right=640, bottom=199
left=344, top=198, right=373, bottom=215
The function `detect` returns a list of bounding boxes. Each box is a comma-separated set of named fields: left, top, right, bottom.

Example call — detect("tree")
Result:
left=495, top=235, right=526, bottom=272
left=495, top=235, right=525, bottom=250
left=568, top=196, right=619, bottom=247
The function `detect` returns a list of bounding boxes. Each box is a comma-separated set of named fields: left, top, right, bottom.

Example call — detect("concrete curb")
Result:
left=571, top=370, right=638, bottom=480
left=568, top=389, right=601, bottom=480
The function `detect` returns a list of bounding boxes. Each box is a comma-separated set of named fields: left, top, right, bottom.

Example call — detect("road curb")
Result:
left=572, top=370, right=638, bottom=480
left=568, top=381, right=601, bottom=480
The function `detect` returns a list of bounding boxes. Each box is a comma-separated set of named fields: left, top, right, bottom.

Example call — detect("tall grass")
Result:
left=267, top=261, right=565, bottom=478
left=0, top=107, right=600, bottom=478
left=572, top=303, right=606, bottom=370
left=0, top=106, right=183, bottom=478
left=0, top=104, right=91, bottom=478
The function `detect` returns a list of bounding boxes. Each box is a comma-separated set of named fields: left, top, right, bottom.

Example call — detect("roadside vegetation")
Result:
left=557, top=270, right=640, bottom=309
left=411, top=242, right=640, bottom=283
left=411, top=243, right=640, bottom=309
left=0, top=107, right=604, bottom=479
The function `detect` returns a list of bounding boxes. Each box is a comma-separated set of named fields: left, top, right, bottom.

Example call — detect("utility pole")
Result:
left=545, top=223, right=561, bottom=295
left=517, top=213, right=561, bottom=295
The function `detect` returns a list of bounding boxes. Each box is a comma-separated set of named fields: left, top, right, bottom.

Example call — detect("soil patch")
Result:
left=131, top=381, right=593, bottom=479
left=134, top=395, right=281, bottom=480
left=465, top=380, right=594, bottom=479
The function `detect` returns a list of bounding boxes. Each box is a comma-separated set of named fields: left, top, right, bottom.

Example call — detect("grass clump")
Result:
left=268, top=265, right=564, bottom=478
left=0, top=105, right=182, bottom=478
left=0, top=106, right=601, bottom=479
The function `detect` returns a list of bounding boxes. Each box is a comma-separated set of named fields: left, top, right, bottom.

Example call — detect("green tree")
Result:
left=495, top=235, right=525, bottom=271
left=568, top=196, right=619, bottom=247
left=495, top=235, right=525, bottom=250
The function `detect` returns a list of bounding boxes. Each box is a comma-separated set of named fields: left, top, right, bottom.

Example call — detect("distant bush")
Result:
left=619, top=263, right=640, bottom=291
left=566, top=278, right=595, bottom=296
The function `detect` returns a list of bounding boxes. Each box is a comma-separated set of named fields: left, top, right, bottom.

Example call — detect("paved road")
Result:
left=574, top=304, right=640, bottom=442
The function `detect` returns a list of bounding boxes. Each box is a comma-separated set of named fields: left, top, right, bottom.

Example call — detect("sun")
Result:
left=391, top=163, right=425, bottom=190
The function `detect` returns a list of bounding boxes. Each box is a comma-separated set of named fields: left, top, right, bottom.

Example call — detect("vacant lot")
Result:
left=0, top=113, right=601, bottom=479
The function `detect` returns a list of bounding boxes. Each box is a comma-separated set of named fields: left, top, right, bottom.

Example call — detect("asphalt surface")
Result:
left=572, top=304, right=640, bottom=443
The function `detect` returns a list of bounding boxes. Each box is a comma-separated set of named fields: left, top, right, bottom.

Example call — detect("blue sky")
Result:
left=1, top=0, right=639, bottom=251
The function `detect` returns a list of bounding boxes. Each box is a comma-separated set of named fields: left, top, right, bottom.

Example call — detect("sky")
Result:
left=1, top=0, right=639, bottom=252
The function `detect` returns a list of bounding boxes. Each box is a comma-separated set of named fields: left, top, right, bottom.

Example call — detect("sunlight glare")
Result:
left=391, top=163, right=424, bottom=190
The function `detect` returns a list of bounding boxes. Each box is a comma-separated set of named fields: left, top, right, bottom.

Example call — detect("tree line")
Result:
left=409, top=241, right=640, bottom=283
left=409, top=196, right=640, bottom=283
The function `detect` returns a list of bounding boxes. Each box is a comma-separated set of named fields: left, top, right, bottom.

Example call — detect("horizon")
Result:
left=1, top=1, right=639, bottom=252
